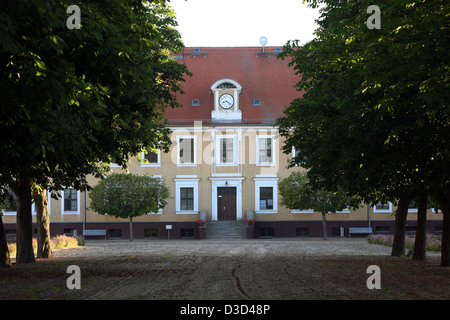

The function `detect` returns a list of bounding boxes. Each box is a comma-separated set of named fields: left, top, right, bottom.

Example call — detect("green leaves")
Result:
left=277, top=0, right=449, bottom=203
left=89, top=173, right=170, bottom=219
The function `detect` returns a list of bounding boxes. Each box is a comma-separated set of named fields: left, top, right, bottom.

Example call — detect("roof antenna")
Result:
left=259, top=36, right=268, bottom=53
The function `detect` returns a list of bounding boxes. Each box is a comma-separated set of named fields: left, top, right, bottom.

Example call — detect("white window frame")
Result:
left=373, top=201, right=392, bottom=213
left=215, top=134, right=238, bottom=166
left=256, top=135, right=276, bottom=166
left=174, top=177, right=199, bottom=214
left=1, top=189, right=51, bottom=216
left=141, top=149, right=161, bottom=167
left=177, top=135, right=197, bottom=167
left=254, top=177, right=279, bottom=214
left=61, top=188, right=81, bottom=215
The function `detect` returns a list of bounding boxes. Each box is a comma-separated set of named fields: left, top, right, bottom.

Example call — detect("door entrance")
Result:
left=217, top=187, right=237, bottom=220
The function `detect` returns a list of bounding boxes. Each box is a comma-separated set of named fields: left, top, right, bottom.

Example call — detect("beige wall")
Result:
left=2, top=124, right=443, bottom=225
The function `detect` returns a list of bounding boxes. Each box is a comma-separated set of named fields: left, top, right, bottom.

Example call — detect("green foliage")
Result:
left=279, top=172, right=359, bottom=214
left=0, top=0, right=190, bottom=192
left=277, top=0, right=449, bottom=204
left=89, top=173, right=170, bottom=219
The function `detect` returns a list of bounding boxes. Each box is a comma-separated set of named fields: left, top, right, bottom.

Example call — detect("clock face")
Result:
left=219, top=93, right=234, bottom=109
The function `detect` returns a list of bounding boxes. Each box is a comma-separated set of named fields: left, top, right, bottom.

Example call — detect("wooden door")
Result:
left=217, top=187, right=237, bottom=220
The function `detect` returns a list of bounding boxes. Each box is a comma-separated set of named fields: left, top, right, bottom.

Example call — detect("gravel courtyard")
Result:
left=1, top=238, right=448, bottom=301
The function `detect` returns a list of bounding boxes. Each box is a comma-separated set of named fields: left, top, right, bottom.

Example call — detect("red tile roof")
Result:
left=166, top=47, right=302, bottom=125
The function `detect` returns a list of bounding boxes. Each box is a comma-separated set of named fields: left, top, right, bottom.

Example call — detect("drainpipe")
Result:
left=367, top=203, right=371, bottom=228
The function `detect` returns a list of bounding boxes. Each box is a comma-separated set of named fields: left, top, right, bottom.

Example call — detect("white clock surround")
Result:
left=211, top=78, right=242, bottom=122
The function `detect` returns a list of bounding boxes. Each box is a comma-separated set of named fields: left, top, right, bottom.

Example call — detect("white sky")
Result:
left=169, top=0, right=321, bottom=47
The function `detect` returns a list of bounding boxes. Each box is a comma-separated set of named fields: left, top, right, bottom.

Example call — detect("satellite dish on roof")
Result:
left=259, top=36, right=268, bottom=52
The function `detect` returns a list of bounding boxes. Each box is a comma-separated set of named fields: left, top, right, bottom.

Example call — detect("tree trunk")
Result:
left=391, top=196, right=411, bottom=257
left=129, top=216, right=133, bottom=241
left=10, top=180, right=35, bottom=264
left=441, top=186, right=450, bottom=267
left=0, top=215, right=12, bottom=268
left=321, top=212, right=327, bottom=240
left=413, top=192, right=427, bottom=261
left=33, top=188, right=52, bottom=259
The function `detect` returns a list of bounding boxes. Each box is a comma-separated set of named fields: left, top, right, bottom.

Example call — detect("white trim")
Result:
left=174, top=178, right=199, bottom=214
left=373, top=201, right=392, bottom=213
left=253, top=177, right=279, bottom=214
left=61, top=188, right=81, bottom=215
left=291, top=209, right=314, bottom=214
left=210, top=177, right=244, bottom=221
left=177, top=135, right=197, bottom=167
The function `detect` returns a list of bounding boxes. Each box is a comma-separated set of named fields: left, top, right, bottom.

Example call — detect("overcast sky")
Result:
left=169, top=0, right=321, bottom=47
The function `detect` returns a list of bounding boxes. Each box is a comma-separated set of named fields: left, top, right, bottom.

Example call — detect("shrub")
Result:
left=368, top=233, right=441, bottom=252
left=7, top=235, right=81, bottom=257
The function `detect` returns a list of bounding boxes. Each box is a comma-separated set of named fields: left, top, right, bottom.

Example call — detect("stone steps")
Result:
left=205, top=220, right=248, bottom=240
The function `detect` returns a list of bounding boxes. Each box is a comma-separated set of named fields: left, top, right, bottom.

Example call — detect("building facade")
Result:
left=2, top=47, right=443, bottom=239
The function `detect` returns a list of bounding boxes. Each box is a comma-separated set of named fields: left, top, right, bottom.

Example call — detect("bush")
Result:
left=7, top=235, right=81, bottom=256
left=368, top=233, right=441, bottom=252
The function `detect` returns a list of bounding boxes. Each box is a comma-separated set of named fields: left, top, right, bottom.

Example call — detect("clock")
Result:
left=219, top=93, right=234, bottom=109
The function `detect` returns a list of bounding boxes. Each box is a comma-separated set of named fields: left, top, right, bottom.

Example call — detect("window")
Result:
left=254, top=177, right=279, bottom=213
left=260, top=228, right=274, bottom=238
left=373, top=201, right=392, bottom=213
left=64, top=189, right=78, bottom=212
left=108, top=229, right=122, bottom=239
left=180, top=187, right=194, bottom=210
left=2, top=190, right=18, bottom=215
left=408, top=199, right=418, bottom=212
left=191, top=99, right=200, bottom=106
left=216, top=135, right=237, bottom=165
left=296, top=228, right=310, bottom=237
left=141, top=150, right=160, bottom=167
left=177, top=136, right=196, bottom=166
left=175, top=177, right=199, bottom=214
left=257, top=136, right=275, bottom=165
left=252, top=99, right=262, bottom=106
left=181, top=228, right=194, bottom=238
left=144, top=228, right=158, bottom=238
left=259, top=187, right=273, bottom=210
left=61, top=188, right=80, bottom=214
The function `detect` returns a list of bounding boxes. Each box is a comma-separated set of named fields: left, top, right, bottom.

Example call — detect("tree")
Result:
left=277, top=0, right=449, bottom=265
left=89, top=173, right=170, bottom=241
left=0, top=0, right=189, bottom=263
left=279, top=172, right=359, bottom=240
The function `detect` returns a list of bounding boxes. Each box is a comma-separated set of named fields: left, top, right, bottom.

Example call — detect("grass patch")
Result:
left=7, top=234, right=83, bottom=256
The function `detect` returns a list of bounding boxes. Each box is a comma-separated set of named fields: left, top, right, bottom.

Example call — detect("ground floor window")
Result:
left=296, top=227, right=310, bottom=237
left=260, top=228, right=274, bottom=238
left=144, top=228, right=158, bottom=238
left=175, top=178, right=199, bottom=214
left=180, top=228, right=194, bottom=238
left=108, top=229, right=122, bottom=239
left=253, top=177, right=279, bottom=214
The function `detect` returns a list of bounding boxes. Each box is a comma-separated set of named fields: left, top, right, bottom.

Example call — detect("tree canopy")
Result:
left=277, top=0, right=449, bottom=264
left=0, top=0, right=190, bottom=263
left=89, top=173, right=169, bottom=240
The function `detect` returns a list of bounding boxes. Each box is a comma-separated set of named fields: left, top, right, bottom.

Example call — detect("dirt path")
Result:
left=1, top=239, right=448, bottom=301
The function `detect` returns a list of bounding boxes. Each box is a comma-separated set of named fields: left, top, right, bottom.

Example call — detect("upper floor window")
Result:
left=177, top=136, right=197, bottom=166
left=141, top=149, right=160, bottom=167
left=257, top=135, right=276, bottom=165
left=216, top=135, right=237, bottom=166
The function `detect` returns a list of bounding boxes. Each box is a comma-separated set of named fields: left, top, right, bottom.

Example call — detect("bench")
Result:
left=83, top=229, right=107, bottom=239
left=348, top=227, right=373, bottom=237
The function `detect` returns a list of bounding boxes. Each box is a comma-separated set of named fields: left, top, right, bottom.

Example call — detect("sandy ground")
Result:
left=1, top=238, right=449, bottom=302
